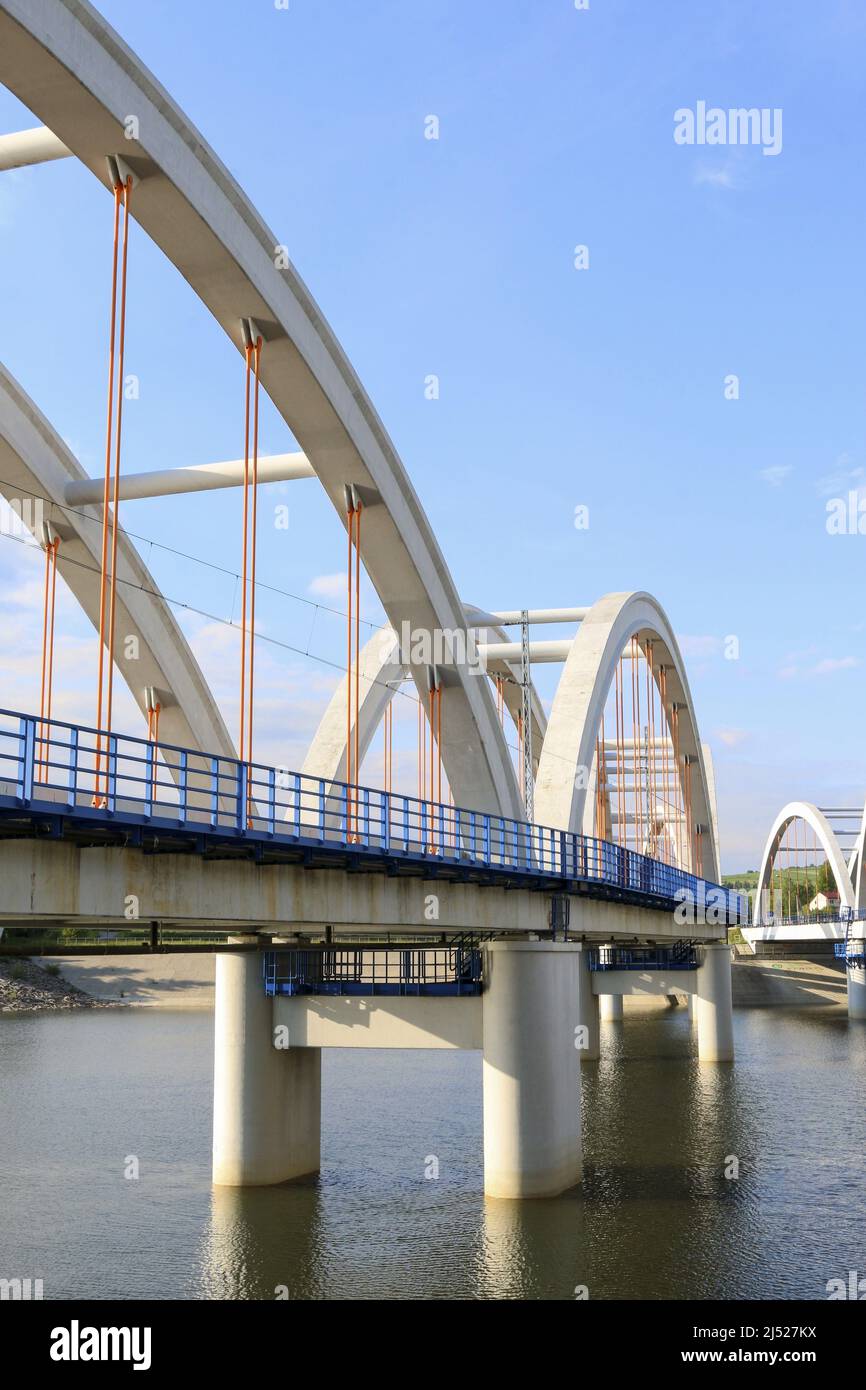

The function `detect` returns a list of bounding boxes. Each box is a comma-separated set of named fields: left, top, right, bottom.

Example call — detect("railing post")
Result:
left=143, top=741, right=154, bottom=818
left=266, top=766, right=276, bottom=836
left=106, top=734, right=118, bottom=814
left=382, top=791, right=391, bottom=852
left=363, top=786, right=370, bottom=846
left=402, top=796, right=410, bottom=851
left=236, top=761, right=246, bottom=832
left=483, top=814, right=491, bottom=866
left=175, top=748, right=187, bottom=823
left=293, top=773, right=302, bottom=838
left=67, top=725, right=79, bottom=810
left=318, top=778, right=326, bottom=841
left=210, top=757, right=219, bottom=827
left=19, top=716, right=34, bottom=804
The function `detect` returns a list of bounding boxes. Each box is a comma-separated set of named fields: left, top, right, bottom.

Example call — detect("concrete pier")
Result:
left=212, top=947, right=321, bottom=1186
left=695, top=943, right=735, bottom=1061
left=599, top=993, right=623, bottom=1021
left=481, top=940, right=583, bottom=1199
left=848, top=959, right=866, bottom=1020
left=577, top=945, right=600, bottom=1060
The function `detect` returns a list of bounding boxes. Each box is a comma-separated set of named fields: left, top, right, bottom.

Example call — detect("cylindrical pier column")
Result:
left=599, top=993, right=623, bottom=1021
left=577, top=945, right=600, bottom=1060
left=695, top=943, right=735, bottom=1061
left=848, top=958, right=866, bottom=1020
left=482, top=940, right=583, bottom=1198
left=213, top=945, right=321, bottom=1185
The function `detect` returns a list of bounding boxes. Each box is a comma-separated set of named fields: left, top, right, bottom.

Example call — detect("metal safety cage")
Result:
left=587, top=941, right=701, bottom=971
left=262, top=946, right=483, bottom=997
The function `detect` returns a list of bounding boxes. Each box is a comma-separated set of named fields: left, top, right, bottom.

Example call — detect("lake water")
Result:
left=1, top=1004, right=864, bottom=1300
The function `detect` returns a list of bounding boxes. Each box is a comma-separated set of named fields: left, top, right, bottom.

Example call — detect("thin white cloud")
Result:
left=779, top=655, right=860, bottom=680
left=758, top=465, right=792, bottom=487
left=679, top=634, right=722, bottom=660
left=715, top=727, right=750, bottom=748
left=694, top=165, right=736, bottom=190
left=812, top=656, right=860, bottom=676
left=308, top=572, right=344, bottom=599
left=816, top=454, right=865, bottom=499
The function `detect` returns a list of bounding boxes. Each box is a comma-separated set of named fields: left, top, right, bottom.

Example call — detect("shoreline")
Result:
left=0, top=957, right=124, bottom=1015
left=0, top=952, right=848, bottom=1015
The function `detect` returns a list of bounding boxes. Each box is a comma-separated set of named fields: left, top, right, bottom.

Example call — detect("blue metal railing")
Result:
left=835, top=942, right=866, bottom=965
left=587, top=941, right=700, bottom=971
left=766, top=909, right=866, bottom=928
left=0, top=708, right=747, bottom=920
left=262, top=947, right=483, bottom=997
left=834, top=916, right=866, bottom=967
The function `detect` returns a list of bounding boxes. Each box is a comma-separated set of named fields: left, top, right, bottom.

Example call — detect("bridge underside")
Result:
left=0, top=837, right=728, bottom=940
left=742, top=923, right=844, bottom=947
left=0, top=806, right=713, bottom=918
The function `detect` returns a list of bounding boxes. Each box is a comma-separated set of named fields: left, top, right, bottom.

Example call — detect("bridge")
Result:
left=749, top=798, right=866, bottom=1018
left=0, top=0, right=747, bottom=1199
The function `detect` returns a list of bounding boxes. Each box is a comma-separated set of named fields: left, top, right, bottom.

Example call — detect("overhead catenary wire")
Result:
left=0, top=471, right=380, bottom=635
left=1, top=524, right=671, bottom=788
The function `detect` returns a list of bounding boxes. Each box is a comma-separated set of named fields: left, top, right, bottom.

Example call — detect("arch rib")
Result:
left=303, top=621, right=547, bottom=788
left=533, top=591, right=720, bottom=880
left=0, top=359, right=235, bottom=761
left=0, top=0, right=521, bottom=819
left=753, top=801, right=854, bottom=926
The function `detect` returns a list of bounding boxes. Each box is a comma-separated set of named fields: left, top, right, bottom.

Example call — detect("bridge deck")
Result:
left=0, top=710, right=746, bottom=920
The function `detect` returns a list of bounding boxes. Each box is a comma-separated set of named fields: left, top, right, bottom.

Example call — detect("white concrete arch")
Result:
left=752, top=801, right=854, bottom=926
left=0, top=359, right=235, bottom=760
left=848, top=845, right=859, bottom=889
left=533, top=591, right=720, bottom=880
left=701, top=742, right=721, bottom=878
left=0, top=0, right=521, bottom=820
left=851, top=800, right=866, bottom=910
left=302, top=621, right=547, bottom=786
left=302, top=630, right=407, bottom=785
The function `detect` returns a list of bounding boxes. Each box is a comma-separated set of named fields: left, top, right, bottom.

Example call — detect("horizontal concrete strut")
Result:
left=0, top=124, right=71, bottom=170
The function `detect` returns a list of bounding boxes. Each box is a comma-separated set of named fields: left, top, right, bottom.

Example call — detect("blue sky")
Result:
left=1, top=0, right=865, bottom=870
